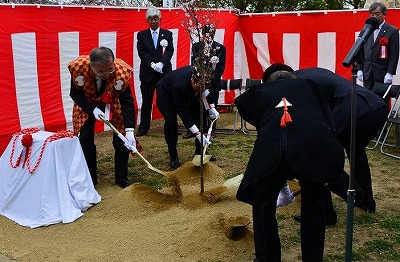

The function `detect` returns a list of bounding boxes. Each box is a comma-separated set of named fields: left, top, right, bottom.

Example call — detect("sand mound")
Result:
left=0, top=160, right=304, bottom=262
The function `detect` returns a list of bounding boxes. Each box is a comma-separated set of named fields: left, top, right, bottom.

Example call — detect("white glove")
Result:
left=124, top=128, right=137, bottom=152
left=202, top=89, right=210, bottom=99
left=276, top=184, right=295, bottom=208
left=150, top=62, right=157, bottom=70
left=208, top=107, right=219, bottom=120
left=384, top=73, right=393, bottom=84
left=196, top=133, right=210, bottom=147
left=189, top=124, right=211, bottom=147
left=357, top=70, right=363, bottom=81
left=155, top=62, right=164, bottom=73
left=93, top=107, right=105, bottom=121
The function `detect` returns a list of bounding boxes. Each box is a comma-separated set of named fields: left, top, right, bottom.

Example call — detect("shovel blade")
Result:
left=192, top=154, right=212, bottom=166
left=223, top=173, right=244, bottom=189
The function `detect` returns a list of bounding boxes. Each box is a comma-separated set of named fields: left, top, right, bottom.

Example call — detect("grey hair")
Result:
left=89, top=46, right=114, bottom=66
left=268, top=71, right=296, bottom=82
left=146, top=7, right=161, bottom=19
left=369, top=2, right=387, bottom=15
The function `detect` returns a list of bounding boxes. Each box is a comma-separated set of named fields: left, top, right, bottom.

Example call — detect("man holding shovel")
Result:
left=235, top=68, right=344, bottom=262
left=69, top=46, right=136, bottom=188
left=156, top=65, right=215, bottom=169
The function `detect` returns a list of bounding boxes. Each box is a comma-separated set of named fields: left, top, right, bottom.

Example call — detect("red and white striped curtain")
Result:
left=1, top=5, right=400, bottom=154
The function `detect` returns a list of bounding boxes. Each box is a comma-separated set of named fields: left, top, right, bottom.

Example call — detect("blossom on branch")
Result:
left=178, top=0, right=220, bottom=89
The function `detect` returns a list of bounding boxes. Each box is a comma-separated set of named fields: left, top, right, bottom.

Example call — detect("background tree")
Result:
left=202, top=0, right=366, bottom=13
left=3, top=0, right=399, bottom=14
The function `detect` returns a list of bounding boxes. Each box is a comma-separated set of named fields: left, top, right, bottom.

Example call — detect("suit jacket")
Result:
left=357, top=22, right=399, bottom=82
left=295, top=67, right=387, bottom=135
left=235, top=78, right=344, bottom=205
left=191, top=41, right=226, bottom=104
left=156, top=66, right=198, bottom=129
left=137, top=28, right=174, bottom=83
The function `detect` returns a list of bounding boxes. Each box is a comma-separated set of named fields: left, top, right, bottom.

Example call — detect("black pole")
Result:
left=345, top=63, right=357, bottom=262
left=342, top=18, right=378, bottom=261
left=200, top=83, right=204, bottom=194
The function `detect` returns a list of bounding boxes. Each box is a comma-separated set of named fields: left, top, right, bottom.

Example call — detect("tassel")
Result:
left=280, top=97, right=293, bottom=127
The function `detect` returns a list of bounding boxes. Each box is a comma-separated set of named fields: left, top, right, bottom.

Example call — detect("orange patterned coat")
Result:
left=68, top=56, right=133, bottom=135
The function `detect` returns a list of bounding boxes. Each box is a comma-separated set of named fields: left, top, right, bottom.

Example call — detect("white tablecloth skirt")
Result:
left=0, top=131, right=101, bottom=228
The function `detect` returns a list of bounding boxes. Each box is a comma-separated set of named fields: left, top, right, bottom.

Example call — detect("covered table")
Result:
left=0, top=129, right=101, bottom=228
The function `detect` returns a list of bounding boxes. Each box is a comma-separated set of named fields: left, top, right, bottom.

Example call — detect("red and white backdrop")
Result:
left=1, top=4, right=400, bottom=154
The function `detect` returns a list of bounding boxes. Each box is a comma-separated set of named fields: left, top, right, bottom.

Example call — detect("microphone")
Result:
left=342, top=17, right=379, bottom=68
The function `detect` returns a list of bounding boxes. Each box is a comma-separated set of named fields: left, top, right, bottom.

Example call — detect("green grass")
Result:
left=93, top=113, right=400, bottom=262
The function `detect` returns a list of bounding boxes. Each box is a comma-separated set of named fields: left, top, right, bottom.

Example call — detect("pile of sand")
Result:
left=0, top=161, right=269, bottom=261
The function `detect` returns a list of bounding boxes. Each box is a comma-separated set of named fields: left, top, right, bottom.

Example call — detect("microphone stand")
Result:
left=345, top=63, right=357, bottom=262
left=342, top=17, right=377, bottom=261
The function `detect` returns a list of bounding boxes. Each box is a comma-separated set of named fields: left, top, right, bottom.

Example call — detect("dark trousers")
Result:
left=156, top=90, right=179, bottom=159
left=139, top=77, right=160, bottom=132
left=157, top=89, right=209, bottom=158
left=78, top=115, right=130, bottom=185
left=364, top=77, right=389, bottom=104
left=252, top=156, right=326, bottom=262
left=363, top=77, right=375, bottom=91
left=327, top=169, right=364, bottom=204
left=335, top=106, right=387, bottom=202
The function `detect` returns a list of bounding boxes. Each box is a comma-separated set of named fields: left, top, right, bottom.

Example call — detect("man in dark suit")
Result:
left=69, top=46, right=136, bottom=188
left=183, top=24, right=226, bottom=143
left=235, top=68, right=344, bottom=262
left=357, top=2, right=399, bottom=90
left=137, top=7, right=174, bottom=136
left=156, top=66, right=214, bottom=169
left=291, top=67, right=388, bottom=224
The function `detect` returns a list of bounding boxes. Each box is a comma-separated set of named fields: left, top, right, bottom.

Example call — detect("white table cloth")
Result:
left=0, top=131, right=101, bottom=228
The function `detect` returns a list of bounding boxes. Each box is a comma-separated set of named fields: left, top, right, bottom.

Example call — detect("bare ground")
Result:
left=0, top=114, right=399, bottom=261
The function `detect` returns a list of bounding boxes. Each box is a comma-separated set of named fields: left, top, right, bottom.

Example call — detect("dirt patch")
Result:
left=0, top=117, right=399, bottom=261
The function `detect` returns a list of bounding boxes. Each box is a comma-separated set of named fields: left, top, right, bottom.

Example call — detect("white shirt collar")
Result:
left=151, top=28, right=160, bottom=34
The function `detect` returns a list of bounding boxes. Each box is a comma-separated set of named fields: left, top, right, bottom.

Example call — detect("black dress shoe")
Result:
left=183, top=130, right=195, bottom=139
left=115, top=178, right=132, bottom=188
left=355, top=198, right=376, bottom=213
left=169, top=156, right=180, bottom=169
left=136, top=130, right=148, bottom=137
left=293, top=213, right=337, bottom=226
left=209, top=155, right=217, bottom=162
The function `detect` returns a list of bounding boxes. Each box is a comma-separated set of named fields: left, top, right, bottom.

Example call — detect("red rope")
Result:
left=9, top=127, right=41, bottom=168
left=9, top=129, right=74, bottom=174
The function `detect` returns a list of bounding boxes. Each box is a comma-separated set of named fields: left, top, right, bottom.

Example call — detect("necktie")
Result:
left=152, top=31, right=158, bottom=49
left=96, top=78, right=102, bottom=91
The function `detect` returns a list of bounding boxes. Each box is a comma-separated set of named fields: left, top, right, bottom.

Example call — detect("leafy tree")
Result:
left=200, top=0, right=365, bottom=13
left=0, top=0, right=367, bottom=10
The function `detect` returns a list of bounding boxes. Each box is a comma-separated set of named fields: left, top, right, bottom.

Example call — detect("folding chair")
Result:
left=379, top=84, right=400, bottom=159
left=241, top=78, right=262, bottom=135
left=367, top=83, right=400, bottom=151
left=215, top=79, right=243, bottom=134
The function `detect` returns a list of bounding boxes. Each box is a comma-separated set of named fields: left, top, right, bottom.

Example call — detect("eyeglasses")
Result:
left=92, top=67, right=115, bottom=77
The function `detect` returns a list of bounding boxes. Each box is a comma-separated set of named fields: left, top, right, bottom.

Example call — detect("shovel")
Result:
left=222, top=174, right=301, bottom=196
left=99, top=115, right=168, bottom=177
left=222, top=173, right=244, bottom=188
left=192, top=117, right=218, bottom=166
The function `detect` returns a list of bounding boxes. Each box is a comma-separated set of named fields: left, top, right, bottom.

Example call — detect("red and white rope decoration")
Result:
left=9, top=127, right=41, bottom=168
left=9, top=129, right=74, bottom=174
